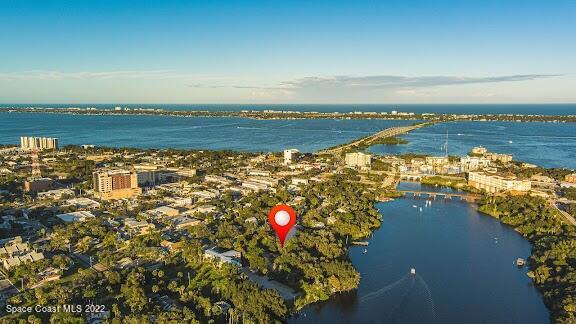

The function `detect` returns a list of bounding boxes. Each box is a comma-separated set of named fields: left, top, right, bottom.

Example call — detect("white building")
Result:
left=460, top=156, right=492, bottom=171
left=471, top=146, right=488, bottom=155
left=56, top=211, right=96, bottom=223
left=468, top=171, right=531, bottom=193
left=345, top=152, right=372, bottom=169
left=203, top=247, right=241, bottom=267
left=20, top=136, right=59, bottom=151
left=283, top=149, right=300, bottom=165
left=37, top=188, right=75, bottom=200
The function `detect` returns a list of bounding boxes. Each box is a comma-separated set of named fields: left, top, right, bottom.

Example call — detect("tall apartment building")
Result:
left=345, top=152, right=372, bottom=169
left=468, top=171, right=531, bottom=193
left=283, top=149, right=300, bottom=165
left=20, top=136, right=59, bottom=151
left=93, top=169, right=142, bottom=200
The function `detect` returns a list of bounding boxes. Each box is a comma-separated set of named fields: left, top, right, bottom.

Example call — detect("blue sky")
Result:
left=0, top=0, right=575, bottom=104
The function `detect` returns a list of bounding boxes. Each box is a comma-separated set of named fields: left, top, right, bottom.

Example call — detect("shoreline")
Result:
left=2, top=108, right=576, bottom=123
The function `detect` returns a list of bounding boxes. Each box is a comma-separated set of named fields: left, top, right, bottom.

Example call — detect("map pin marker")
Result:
left=268, top=204, right=296, bottom=247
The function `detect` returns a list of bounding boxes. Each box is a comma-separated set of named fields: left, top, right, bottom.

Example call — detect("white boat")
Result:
left=410, top=268, right=416, bottom=275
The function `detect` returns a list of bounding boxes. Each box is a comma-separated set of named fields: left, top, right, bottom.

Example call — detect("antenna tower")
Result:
left=31, top=148, right=41, bottom=178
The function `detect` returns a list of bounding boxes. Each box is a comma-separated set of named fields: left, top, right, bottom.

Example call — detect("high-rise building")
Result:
left=20, top=136, right=59, bottom=151
left=345, top=152, right=372, bottom=169
left=283, top=149, right=300, bottom=165
left=93, top=169, right=142, bottom=200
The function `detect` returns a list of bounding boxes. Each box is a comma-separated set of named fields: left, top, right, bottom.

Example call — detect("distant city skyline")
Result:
left=1, top=0, right=575, bottom=104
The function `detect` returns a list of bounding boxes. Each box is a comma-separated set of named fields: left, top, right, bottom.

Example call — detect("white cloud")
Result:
left=0, top=70, right=185, bottom=81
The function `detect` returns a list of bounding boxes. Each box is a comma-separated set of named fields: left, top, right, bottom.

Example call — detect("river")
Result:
left=291, top=182, right=550, bottom=324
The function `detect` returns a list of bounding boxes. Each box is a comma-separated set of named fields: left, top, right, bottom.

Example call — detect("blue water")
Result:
left=292, top=183, right=550, bottom=324
left=368, top=121, right=576, bottom=169
left=1, top=103, right=575, bottom=115
left=2, top=112, right=575, bottom=169
left=0, top=112, right=414, bottom=153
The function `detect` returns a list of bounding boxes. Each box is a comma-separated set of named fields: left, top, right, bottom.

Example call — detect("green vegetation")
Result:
left=478, top=195, right=576, bottom=323
left=561, top=187, right=576, bottom=201
left=421, top=176, right=479, bottom=192
left=370, top=136, right=408, bottom=145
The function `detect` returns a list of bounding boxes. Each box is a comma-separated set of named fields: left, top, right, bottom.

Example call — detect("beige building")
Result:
left=485, top=153, right=513, bottom=163
left=471, top=146, right=488, bottom=155
left=460, top=156, right=492, bottom=172
left=0, top=236, right=44, bottom=270
left=468, top=171, right=531, bottom=193
left=345, top=152, right=372, bottom=169
left=20, top=136, right=59, bottom=151
left=93, top=169, right=142, bottom=200
left=565, top=174, right=576, bottom=183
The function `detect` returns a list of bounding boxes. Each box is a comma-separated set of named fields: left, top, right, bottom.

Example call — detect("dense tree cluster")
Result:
left=478, top=195, right=576, bottom=323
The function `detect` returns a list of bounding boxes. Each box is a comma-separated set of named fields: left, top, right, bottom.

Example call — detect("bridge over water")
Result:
left=316, top=122, right=432, bottom=155
left=398, top=190, right=482, bottom=202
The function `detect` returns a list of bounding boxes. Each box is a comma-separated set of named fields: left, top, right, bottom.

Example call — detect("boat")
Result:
left=352, top=241, right=369, bottom=246
left=516, top=258, right=526, bottom=266
left=410, top=268, right=416, bottom=275
left=508, top=140, right=513, bottom=143
left=412, top=205, right=417, bottom=208
left=363, top=249, right=368, bottom=254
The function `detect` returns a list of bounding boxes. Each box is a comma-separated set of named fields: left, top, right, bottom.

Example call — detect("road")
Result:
left=551, top=200, right=576, bottom=226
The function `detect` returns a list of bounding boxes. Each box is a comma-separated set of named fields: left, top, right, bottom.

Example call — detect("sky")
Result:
left=0, top=0, right=575, bottom=104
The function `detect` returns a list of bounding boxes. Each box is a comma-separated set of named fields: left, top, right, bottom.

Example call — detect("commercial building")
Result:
left=23, top=178, right=54, bottom=193
left=345, top=152, right=372, bottom=169
left=20, top=136, right=59, bottom=151
left=283, top=149, right=300, bottom=165
left=36, top=188, right=74, bottom=200
left=56, top=211, right=96, bottom=223
left=468, top=171, right=531, bottom=193
left=93, top=169, right=142, bottom=200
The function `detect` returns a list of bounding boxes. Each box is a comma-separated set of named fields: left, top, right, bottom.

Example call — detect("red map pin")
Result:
left=268, top=204, right=296, bottom=247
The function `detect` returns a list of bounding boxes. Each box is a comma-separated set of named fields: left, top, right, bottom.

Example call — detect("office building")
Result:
left=345, top=152, right=372, bottom=169
left=20, top=136, right=59, bottom=151
left=93, top=169, right=142, bottom=200
left=468, top=171, right=531, bottom=193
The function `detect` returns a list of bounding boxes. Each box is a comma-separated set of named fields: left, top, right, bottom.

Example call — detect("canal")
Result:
left=291, top=182, right=549, bottom=323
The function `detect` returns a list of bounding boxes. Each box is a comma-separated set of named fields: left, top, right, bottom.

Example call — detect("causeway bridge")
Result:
left=316, top=122, right=432, bottom=155
left=398, top=190, right=482, bottom=202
